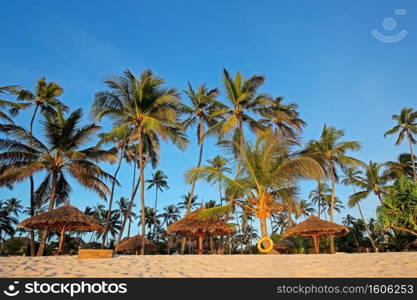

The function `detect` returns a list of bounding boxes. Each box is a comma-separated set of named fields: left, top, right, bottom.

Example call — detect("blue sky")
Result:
left=1, top=0, right=417, bottom=236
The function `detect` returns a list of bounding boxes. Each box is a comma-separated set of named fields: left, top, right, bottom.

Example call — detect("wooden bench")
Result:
left=77, top=249, right=114, bottom=259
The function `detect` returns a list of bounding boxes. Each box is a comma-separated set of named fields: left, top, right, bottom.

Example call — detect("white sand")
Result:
left=0, top=252, right=416, bottom=278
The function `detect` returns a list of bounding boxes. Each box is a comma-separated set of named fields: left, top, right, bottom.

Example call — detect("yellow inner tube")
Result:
left=257, top=237, right=273, bottom=253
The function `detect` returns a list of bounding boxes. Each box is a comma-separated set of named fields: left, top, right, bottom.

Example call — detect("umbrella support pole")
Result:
left=312, top=235, right=319, bottom=254
left=58, top=227, right=66, bottom=255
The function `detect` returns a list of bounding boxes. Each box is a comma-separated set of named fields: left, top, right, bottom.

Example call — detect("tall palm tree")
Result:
left=97, top=130, right=133, bottom=248
left=218, top=69, right=269, bottom=155
left=182, top=83, right=221, bottom=207
left=14, top=77, right=67, bottom=132
left=348, top=161, right=390, bottom=206
left=92, top=69, right=188, bottom=254
left=14, top=78, right=67, bottom=256
left=257, top=96, right=306, bottom=137
left=304, top=125, right=360, bottom=253
left=308, top=182, right=331, bottom=218
left=146, top=169, right=169, bottom=241
left=384, top=107, right=417, bottom=182
left=342, top=166, right=378, bottom=252
left=187, top=131, right=324, bottom=239
left=0, top=108, right=116, bottom=255
left=384, top=153, right=417, bottom=181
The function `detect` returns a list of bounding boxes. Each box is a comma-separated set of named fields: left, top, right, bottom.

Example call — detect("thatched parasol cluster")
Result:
left=283, top=215, right=349, bottom=254
left=167, top=208, right=234, bottom=254
left=115, top=234, right=156, bottom=253
left=18, top=204, right=104, bottom=254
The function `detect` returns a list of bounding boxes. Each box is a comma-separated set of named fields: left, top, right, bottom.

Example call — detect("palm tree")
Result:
left=92, top=69, right=188, bottom=254
left=342, top=166, right=378, bottom=251
left=384, top=153, right=417, bottom=181
left=218, top=68, right=269, bottom=155
left=204, top=155, right=232, bottom=205
left=296, top=200, right=315, bottom=219
left=0, top=108, right=116, bottom=255
left=187, top=131, right=324, bottom=240
left=97, top=130, right=134, bottom=248
left=0, top=202, right=18, bottom=253
left=14, top=77, right=67, bottom=132
left=304, top=125, right=361, bottom=253
left=308, top=182, right=331, bottom=218
left=0, top=85, right=24, bottom=124
left=178, top=193, right=199, bottom=211
left=116, top=197, right=137, bottom=238
left=13, top=78, right=67, bottom=256
left=342, top=215, right=361, bottom=250
left=182, top=83, right=221, bottom=208
left=2, top=198, right=23, bottom=219
left=146, top=169, right=169, bottom=241
left=384, top=108, right=417, bottom=182
left=257, top=96, right=306, bottom=137
left=161, top=204, right=181, bottom=226
left=348, top=161, right=390, bottom=206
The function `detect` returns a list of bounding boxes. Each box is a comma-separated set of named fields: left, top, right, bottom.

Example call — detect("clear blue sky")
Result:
left=1, top=0, right=417, bottom=235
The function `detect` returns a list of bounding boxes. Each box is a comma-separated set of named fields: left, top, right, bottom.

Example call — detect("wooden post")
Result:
left=57, top=227, right=66, bottom=255
left=198, top=232, right=203, bottom=255
left=312, top=235, right=319, bottom=254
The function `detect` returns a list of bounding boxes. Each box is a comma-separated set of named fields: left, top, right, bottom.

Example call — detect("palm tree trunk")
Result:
left=29, top=177, right=36, bottom=256
left=316, top=181, right=321, bottom=219
left=219, top=184, right=224, bottom=254
left=152, top=187, right=158, bottom=242
left=182, top=121, right=205, bottom=254
left=351, top=183, right=378, bottom=252
left=102, top=153, right=123, bottom=249
left=260, top=216, right=268, bottom=247
left=408, top=137, right=417, bottom=182
left=37, top=171, right=57, bottom=256
left=329, top=160, right=336, bottom=254
left=28, top=105, right=39, bottom=256
left=116, top=170, right=140, bottom=245
left=138, top=131, right=146, bottom=255
left=234, top=209, right=244, bottom=254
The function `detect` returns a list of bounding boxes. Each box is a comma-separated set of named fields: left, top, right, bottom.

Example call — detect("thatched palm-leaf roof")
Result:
left=115, top=234, right=156, bottom=252
left=283, top=215, right=348, bottom=238
left=167, top=208, right=234, bottom=238
left=18, top=203, right=104, bottom=232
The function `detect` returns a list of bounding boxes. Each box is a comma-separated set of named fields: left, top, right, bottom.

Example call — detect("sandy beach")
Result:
left=0, top=252, right=416, bottom=278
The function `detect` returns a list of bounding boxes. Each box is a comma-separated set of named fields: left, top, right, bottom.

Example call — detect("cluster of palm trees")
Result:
left=0, top=69, right=416, bottom=255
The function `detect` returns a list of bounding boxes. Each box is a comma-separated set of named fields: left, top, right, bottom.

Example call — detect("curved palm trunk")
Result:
left=138, top=131, right=146, bottom=255
left=182, top=119, right=205, bottom=254
left=102, top=154, right=123, bottom=249
left=37, top=171, right=57, bottom=256
left=408, top=137, right=417, bottom=182
left=329, top=160, right=336, bottom=254
left=116, top=166, right=140, bottom=245
left=357, top=203, right=378, bottom=252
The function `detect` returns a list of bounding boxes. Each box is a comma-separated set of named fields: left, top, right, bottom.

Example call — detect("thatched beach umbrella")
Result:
left=167, top=208, right=234, bottom=254
left=115, top=234, right=156, bottom=254
left=18, top=204, right=104, bottom=254
left=282, top=215, right=348, bottom=254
